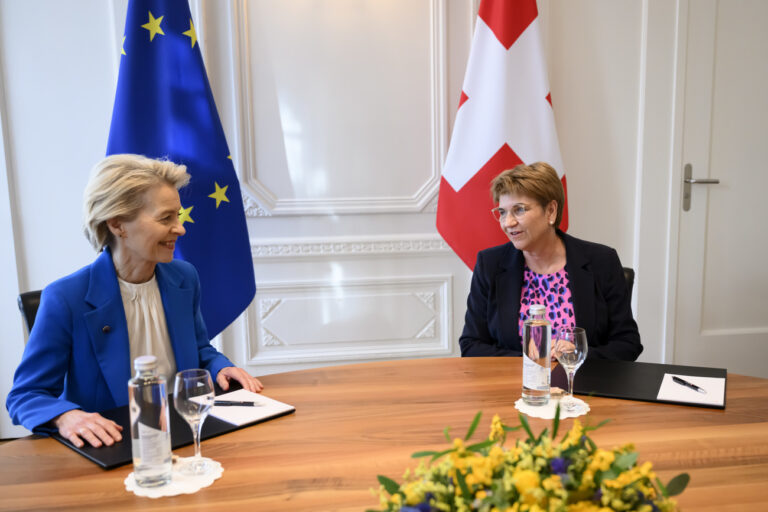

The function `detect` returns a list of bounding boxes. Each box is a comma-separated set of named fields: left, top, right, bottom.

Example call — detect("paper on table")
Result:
left=656, top=373, right=725, bottom=407
left=210, top=389, right=295, bottom=427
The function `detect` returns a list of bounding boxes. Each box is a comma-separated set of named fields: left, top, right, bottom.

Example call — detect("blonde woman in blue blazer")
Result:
left=7, top=154, right=262, bottom=448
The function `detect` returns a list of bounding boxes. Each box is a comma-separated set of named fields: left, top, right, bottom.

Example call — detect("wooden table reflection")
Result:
left=1, top=357, right=767, bottom=511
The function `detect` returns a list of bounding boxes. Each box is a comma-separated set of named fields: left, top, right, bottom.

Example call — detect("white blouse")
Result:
left=118, top=275, right=177, bottom=384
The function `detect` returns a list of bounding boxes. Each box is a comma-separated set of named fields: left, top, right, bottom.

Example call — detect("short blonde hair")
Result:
left=83, top=154, right=190, bottom=251
left=490, top=162, right=565, bottom=228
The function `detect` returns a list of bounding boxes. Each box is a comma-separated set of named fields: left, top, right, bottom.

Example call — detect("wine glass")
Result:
left=554, top=327, right=588, bottom=412
left=173, top=369, right=215, bottom=475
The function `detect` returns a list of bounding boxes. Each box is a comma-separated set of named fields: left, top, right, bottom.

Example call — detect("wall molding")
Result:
left=250, top=234, right=451, bottom=259
left=231, top=0, right=448, bottom=215
left=243, top=274, right=454, bottom=366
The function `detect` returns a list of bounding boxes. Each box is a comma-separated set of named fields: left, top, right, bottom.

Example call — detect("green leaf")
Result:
left=465, top=411, right=482, bottom=441
left=613, top=452, right=638, bottom=471
left=665, top=473, right=690, bottom=497
left=655, top=477, right=668, bottom=498
left=502, top=425, right=522, bottom=432
left=466, top=439, right=496, bottom=453
left=443, top=426, right=452, bottom=442
left=411, top=450, right=438, bottom=458
left=583, top=418, right=612, bottom=432
left=552, top=403, right=561, bottom=439
left=518, top=413, right=536, bottom=441
left=560, top=445, right=580, bottom=459
left=377, top=475, right=400, bottom=495
left=455, top=469, right=472, bottom=500
left=430, top=447, right=456, bottom=463
left=536, top=427, right=549, bottom=443
left=596, top=468, right=619, bottom=485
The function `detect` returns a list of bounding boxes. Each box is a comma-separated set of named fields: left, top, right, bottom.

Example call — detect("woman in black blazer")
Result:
left=460, top=162, right=642, bottom=361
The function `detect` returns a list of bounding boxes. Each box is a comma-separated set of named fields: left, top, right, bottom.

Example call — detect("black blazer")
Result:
left=460, top=231, right=642, bottom=361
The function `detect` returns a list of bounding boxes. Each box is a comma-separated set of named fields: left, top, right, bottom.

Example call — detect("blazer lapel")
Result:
left=563, top=234, right=596, bottom=337
left=84, top=249, right=131, bottom=406
left=495, top=245, right=525, bottom=349
left=155, top=263, right=197, bottom=371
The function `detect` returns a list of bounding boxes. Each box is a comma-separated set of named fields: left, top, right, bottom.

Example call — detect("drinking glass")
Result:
left=173, top=369, right=215, bottom=475
left=554, top=327, right=588, bottom=412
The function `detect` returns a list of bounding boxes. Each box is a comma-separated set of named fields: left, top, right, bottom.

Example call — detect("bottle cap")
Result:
left=133, top=355, right=158, bottom=371
left=529, top=304, right=546, bottom=315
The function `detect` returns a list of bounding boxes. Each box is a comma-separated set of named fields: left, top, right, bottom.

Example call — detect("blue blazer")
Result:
left=460, top=231, right=642, bottom=361
left=6, top=249, right=233, bottom=433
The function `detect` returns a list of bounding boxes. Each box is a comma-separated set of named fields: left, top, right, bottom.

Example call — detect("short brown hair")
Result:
left=490, top=162, right=565, bottom=228
left=83, top=154, right=190, bottom=251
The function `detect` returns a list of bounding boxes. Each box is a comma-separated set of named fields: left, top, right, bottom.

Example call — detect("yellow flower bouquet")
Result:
left=370, top=407, right=689, bottom=512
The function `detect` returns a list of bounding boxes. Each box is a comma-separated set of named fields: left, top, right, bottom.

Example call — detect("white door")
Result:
left=674, top=0, right=768, bottom=377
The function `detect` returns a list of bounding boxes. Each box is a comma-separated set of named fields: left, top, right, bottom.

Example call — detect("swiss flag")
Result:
left=436, top=0, right=568, bottom=269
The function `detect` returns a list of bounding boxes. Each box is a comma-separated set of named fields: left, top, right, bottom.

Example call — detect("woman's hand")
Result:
left=53, top=409, right=123, bottom=448
left=551, top=338, right=576, bottom=361
left=216, top=366, right=264, bottom=393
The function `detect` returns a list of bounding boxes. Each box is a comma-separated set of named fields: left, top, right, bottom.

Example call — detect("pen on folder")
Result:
left=672, top=376, right=707, bottom=394
left=213, top=400, right=260, bottom=406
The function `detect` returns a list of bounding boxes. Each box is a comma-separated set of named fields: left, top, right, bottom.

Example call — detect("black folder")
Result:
left=551, top=358, right=727, bottom=409
left=52, top=386, right=295, bottom=469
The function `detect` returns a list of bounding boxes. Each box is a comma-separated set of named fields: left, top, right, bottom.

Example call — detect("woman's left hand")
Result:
left=216, top=366, right=264, bottom=393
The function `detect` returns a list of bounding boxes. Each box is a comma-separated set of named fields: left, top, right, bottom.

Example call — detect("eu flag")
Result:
left=107, top=0, right=255, bottom=337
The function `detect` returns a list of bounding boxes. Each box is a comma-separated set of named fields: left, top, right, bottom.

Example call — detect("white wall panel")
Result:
left=250, top=275, right=451, bottom=363
left=237, top=0, right=445, bottom=214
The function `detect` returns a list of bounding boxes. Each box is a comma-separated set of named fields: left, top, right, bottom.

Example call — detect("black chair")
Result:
left=17, top=290, right=42, bottom=335
left=622, top=267, right=635, bottom=298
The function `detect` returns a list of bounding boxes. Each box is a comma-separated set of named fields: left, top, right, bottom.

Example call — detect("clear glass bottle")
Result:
left=521, top=303, right=552, bottom=405
left=128, top=355, right=172, bottom=487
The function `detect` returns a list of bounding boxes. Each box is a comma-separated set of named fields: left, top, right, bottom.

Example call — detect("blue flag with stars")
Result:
left=107, top=0, right=255, bottom=338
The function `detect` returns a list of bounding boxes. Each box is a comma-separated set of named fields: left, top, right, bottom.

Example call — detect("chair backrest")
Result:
left=18, top=290, right=42, bottom=335
left=622, top=267, right=635, bottom=299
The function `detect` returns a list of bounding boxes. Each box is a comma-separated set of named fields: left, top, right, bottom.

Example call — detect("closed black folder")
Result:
left=551, top=358, right=727, bottom=409
left=52, top=386, right=294, bottom=469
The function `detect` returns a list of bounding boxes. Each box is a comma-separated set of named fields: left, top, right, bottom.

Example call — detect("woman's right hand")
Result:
left=53, top=409, right=123, bottom=448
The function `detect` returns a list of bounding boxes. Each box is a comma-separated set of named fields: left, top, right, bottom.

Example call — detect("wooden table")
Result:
left=2, top=357, right=767, bottom=511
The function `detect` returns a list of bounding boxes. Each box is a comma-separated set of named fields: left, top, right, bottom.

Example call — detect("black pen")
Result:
left=672, top=376, right=707, bottom=394
left=214, top=400, right=259, bottom=406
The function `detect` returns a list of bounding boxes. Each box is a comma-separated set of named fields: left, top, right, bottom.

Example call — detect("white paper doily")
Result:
left=125, top=457, right=223, bottom=498
left=514, top=396, right=589, bottom=419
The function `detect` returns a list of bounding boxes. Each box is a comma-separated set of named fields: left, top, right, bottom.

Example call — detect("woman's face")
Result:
left=114, top=183, right=186, bottom=267
left=496, top=193, right=556, bottom=253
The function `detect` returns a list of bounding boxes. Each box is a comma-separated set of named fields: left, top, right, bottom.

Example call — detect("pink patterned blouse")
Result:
left=518, top=266, right=576, bottom=338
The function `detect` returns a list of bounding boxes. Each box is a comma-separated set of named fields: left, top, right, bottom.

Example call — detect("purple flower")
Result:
left=400, top=503, right=431, bottom=512
left=550, top=457, right=570, bottom=474
left=593, top=488, right=603, bottom=502
left=401, top=494, right=434, bottom=512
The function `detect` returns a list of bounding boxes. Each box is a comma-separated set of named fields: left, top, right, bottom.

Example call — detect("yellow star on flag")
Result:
left=178, top=205, right=195, bottom=225
left=121, top=36, right=126, bottom=56
left=182, top=19, right=197, bottom=48
left=208, top=182, right=230, bottom=208
left=142, top=11, right=165, bottom=42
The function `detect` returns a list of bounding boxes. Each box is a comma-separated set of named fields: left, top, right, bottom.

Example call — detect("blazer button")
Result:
left=102, top=325, right=111, bottom=333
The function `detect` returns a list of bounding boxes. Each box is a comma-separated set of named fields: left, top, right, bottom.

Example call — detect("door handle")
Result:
left=683, top=163, right=720, bottom=211
left=684, top=178, right=720, bottom=184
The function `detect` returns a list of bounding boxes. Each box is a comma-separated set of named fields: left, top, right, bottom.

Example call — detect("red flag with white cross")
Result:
left=436, top=0, right=568, bottom=269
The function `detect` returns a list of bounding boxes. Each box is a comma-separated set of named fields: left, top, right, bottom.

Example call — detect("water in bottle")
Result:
left=128, top=355, right=172, bottom=487
left=521, top=303, right=551, bottom=405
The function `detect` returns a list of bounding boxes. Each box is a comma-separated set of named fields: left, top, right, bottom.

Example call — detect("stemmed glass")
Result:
left=554, top=327, right=588, bottom=412
left=173, top=369, right=215, bottom=475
